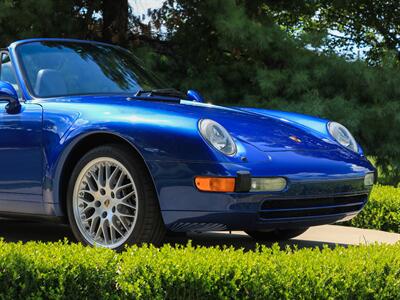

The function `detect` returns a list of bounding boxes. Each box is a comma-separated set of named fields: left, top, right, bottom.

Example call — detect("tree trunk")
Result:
left=101, top=0, right=129, bottom=45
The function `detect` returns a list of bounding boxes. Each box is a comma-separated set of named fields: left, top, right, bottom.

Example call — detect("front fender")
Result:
left=41, top=101, right=237, bottom=213
left=43, top=128, right=147, bottom=215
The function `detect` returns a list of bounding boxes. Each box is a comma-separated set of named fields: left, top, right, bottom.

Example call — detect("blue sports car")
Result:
left=0, top=39, right=375, bottom=250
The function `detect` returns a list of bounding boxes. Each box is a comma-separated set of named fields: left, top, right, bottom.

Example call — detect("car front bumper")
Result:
left=146, top=150, right=375, bottom=232
left=161, top=178, right=371, bottom=232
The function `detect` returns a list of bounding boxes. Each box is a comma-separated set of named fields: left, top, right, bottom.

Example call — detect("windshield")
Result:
left=16, top=41, right=163, bottom=98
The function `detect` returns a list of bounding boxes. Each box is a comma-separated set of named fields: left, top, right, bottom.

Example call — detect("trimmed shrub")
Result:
left=346, top=185, right=400, bottom=233
left=1, top=240, right=400, bottom=299
left=0, top=241, right=119, bottom=299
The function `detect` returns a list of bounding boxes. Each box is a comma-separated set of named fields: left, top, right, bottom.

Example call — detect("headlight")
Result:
left=328, top=122, right=358, bottom=153
left=199, top=119, right=237, bottom=156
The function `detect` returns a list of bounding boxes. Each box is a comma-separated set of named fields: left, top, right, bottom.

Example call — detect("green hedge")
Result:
left=345, top=185, right=400, bottom=233
left=1, top=241, right=400, bottom=299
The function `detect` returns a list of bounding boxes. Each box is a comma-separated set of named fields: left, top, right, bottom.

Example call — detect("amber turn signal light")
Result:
left=195, top=177, right=236, bottom=192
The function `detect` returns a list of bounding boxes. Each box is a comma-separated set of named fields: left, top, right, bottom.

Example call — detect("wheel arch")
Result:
left=55, top=131, right=157, bottom=219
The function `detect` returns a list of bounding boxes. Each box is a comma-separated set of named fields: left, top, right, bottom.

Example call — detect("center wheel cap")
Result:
left=104, top=199, right=111, bottom=208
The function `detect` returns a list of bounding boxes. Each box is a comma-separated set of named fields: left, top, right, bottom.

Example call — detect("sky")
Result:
left=129, top=0, right=164, bottom=18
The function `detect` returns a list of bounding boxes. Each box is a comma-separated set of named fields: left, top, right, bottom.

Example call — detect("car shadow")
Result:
left=0, top=219, right=347, bottom=250
left=0, top=219, right=75, bottom=243
left=167, top=231, right=347, bottom=250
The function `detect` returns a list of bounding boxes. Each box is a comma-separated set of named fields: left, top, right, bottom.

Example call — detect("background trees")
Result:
left=0, top=0, right=399, bottom=183
left=0, top=0, right=131, bottom=44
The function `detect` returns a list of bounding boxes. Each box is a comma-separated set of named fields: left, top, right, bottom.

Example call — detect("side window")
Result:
left=0, top=52, right=21, bottom=97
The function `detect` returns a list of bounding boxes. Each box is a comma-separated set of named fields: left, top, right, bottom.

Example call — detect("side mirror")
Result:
left=0, top=81, right=21, bottom=114
left=187, top=89, right=205, bottom=103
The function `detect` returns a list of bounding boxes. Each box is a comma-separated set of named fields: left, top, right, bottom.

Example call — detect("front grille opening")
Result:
left=260, top=194, right=367, bottom=219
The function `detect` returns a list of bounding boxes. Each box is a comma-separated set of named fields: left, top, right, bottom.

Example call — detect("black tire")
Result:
left=66, top=144, right=166, bottom=250
left=245, top=228, right=309, bottom=241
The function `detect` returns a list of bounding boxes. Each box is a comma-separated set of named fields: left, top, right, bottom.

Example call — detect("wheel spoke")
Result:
left=117, top=211, right=135, bottom=219
left=90, top=216, right=100, bottom=235
left=98, top=164, right=105, bottom=187
left=116, top=183, right=133, bottom=193
left=115, top=170, right=126, bottom=188
left=118, top=201, right=136, bottom=210
left=119, top=190, right=135, bottom=202
left=84, top=173, right=97, bottom=191
left=110, top=224, right=117, bottom=243
left=86, top=210, right=99, bottom=221
left=80, top=195, right=96, bottom=206
left=105, top=163, right=111, bottom=180
left=111, top=223, right=124, bottom=237
left=103, top=220, right=110, bottom=244
left=109, top=167, right=119, bottom=188
left=81, top=205, right=94, bottom=214
left=80, top=189, right=96, bottom=198
left=116, top=214, right=129, bottom=232
left=95, top=220, right=103, bottom=240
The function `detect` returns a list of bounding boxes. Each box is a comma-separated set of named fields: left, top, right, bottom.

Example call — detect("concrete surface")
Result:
left=295, top=224, right=400, bottom=246
left=0, top=219, right=398, bottom=250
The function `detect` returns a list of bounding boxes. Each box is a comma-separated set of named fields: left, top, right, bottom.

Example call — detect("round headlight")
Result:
left=328, top=122, right=358, bottom=153
left=199, top=119, right=237, bottom=156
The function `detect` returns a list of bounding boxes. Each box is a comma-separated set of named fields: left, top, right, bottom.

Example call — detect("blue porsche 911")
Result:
left=0, top=38, right=375, bottom=250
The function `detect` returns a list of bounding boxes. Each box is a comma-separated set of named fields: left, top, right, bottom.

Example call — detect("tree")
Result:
left=242, top=0, right=400, bottom=65
left=0, top=0, right=130, bottom=47
left=319, top=0, right=400, bottom=64
left=101, top=0, right=130, bottom=46
left=0, top=0, right=86, bottom=45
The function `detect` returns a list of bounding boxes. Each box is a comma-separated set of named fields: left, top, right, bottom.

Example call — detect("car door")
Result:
left=0, top=51, right=44, bottom=215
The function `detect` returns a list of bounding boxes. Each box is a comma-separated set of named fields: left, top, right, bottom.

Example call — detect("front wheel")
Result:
left=245, top=228, right=308, bottom=241
left=67, top=145, right=165, bottom=251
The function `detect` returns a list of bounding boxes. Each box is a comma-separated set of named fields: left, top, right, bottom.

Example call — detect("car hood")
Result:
left=177, top=101, right=336, bottom=152
left=132, top=98, right=338, bottom=153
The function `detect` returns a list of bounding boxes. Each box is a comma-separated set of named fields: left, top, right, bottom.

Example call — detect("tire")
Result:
left=66, top=144, right=166, bottom=250
left=245, top=228, right=309, bottom=241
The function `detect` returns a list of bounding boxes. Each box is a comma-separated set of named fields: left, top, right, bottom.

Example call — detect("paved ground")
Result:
left=0, top=219, right=399, bottom=249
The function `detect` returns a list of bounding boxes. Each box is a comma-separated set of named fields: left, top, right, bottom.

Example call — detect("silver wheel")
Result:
left=72, top=157, right=138, bottom=248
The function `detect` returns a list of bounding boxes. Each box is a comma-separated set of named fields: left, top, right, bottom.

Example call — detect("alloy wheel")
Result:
left=72, top=157, right=138, bottom=248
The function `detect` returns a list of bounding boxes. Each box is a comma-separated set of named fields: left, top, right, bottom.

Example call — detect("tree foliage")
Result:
left=0, top=0, right=131, bottom=46
left=256, top=0, right=400, bottom=65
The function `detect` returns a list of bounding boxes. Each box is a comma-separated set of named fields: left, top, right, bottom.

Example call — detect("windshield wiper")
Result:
left=135, top=88, right=186, bottom=99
